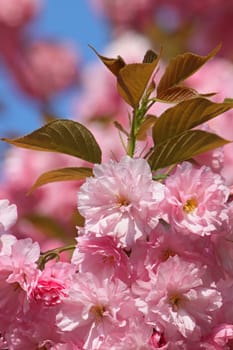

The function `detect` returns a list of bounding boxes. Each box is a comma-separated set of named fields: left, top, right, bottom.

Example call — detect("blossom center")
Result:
left=102, top=255, right=115, bottom=265
left=169, top=293, right=184, bottom=311
left=183, top=197, right=198, bottom=213
left=90, top=304, right=106, bottom=321
left=161, top=248, right=176, bottom=262
left=12, top=282, right=21, bottom=291
left=116, top=194, right=130, bottom=207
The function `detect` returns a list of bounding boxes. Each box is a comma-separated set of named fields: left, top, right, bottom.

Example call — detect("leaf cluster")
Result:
left=2, top=44, right=233, bottom=191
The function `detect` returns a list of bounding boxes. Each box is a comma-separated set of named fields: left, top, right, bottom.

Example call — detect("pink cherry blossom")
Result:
left=0, top=199, right=17, bottom=233
left=0, top=234, right=40, bottom=336
left=164, top=162, right=230, bottom=236
left=78, top=156, right=165, bottom=247
left=97, top=316, right=156, bottom=349
left=72, top=234, right=130, bottom=283
left=5, top=305, right=63, bottom=349
left=134, top=255, right=222, bottom=342
left=30, top=262, right=76, bottom=306
left=206, top=324, right=233, bottom=348
left=57, top=272, right=139, bottom=349
left=0, top=234, right=40, bottom=291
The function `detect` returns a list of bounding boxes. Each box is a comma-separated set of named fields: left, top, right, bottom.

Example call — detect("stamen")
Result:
left=90, top=304, right=106, bottom=321
left=169, top=293, right=185, bottom=311
left=183, top=197, right=198, bottom=213
left=116, top=194, right=130, bottom=207
left=161, top=248, right=176, bottom=261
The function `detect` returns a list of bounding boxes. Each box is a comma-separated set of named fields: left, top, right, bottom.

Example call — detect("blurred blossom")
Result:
left=0, top=0, right=41, bottom=28
left=0, top=148, right=85, bottom=247
left=6, top=40, right=79, bottom=101
left=187, top=58, right=233, bottom=185
left=188, top=58, right=233, bottom=140
left=156, top=0, right=226, bottom=17
left=91, top=0, right=157, bottom=31
left=90, top=0, right=233, bottom=58
left=188, top=3, right=233, bottom=56
left=105, top=30, right=151, bottom=58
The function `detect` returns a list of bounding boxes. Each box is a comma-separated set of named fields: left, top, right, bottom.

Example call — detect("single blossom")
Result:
left=78, top=156, right=165, bottom=247
left=163, top=162, right=230, bottom=236
left=30, top=261, right=76, bottom=306
left=57, top=272, right=139, bottom=348
left=72, top=234, right=130, bottom=283
left=0, top=234, right=40, bottom=335
left=134, top=255, right=222, bottom=342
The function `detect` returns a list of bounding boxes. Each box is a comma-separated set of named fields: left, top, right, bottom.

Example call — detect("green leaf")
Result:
left=224, top=98, right=233, bottom=103
left=72, top=209, right=85, bottom=228
left=157, top=45, right=220, bottom=96
left=149, top=130, right=229, bottom=171
left=24, top=213, right=67, bottom=240
left=89, top=45, right=125, bottom=76
left=153, top=98, right=233, bottom=144
left=2, top=119, right=102, bottom=164
left=117, top=50, right=160, bottom=108
left=28, top=167, right=93, bottom=194
left=152, top=173, right=169, bottom=181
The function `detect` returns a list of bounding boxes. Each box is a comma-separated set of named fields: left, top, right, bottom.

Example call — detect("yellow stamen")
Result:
left=161, top=248, right=176, bottom=262
left=102, top=255, right=115, bottom=264
left=169, top=294, right=183, bottom=311
left=117, top=195, right=130, bottom=207
left=183, top=197, right=198, bottom=213
left=90, top=304, right=106, bottom=321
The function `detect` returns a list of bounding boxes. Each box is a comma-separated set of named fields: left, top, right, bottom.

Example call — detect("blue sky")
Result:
left=0, top=1, right=109, bottom=140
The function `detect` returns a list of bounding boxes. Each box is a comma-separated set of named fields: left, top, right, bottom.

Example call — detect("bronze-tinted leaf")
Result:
left=149, top=130, right=229, bottom=171
left=2, top=119, right=102, bottom=164
left=113, top=121, right=129, bottom=136
left=117, top=53, right=160, bottom=108
left=136, top=115, right=157, bottom=140
left=157, top=45, right=220, bottom=95
left=29, top=167, right=93, bottom=194
left=155, top=86, right=200, bottom=103
left=89, top=45, right=125, bottom=76
left=145, top=79, right=156, bottom=98
left=153, top=98, right=233, bottom=144
left=143, top=49, right=158, bottom=63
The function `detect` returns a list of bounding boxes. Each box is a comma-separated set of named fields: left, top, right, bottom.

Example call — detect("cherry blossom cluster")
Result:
left=1, top=153, right=233, bottom=349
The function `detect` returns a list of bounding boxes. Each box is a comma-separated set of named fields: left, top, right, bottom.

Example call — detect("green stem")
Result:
left=127, top=109, right=137, bottom=157
left=127, top=97, right=155, bottom=157
left=38, top=244, right=76, bottom=270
